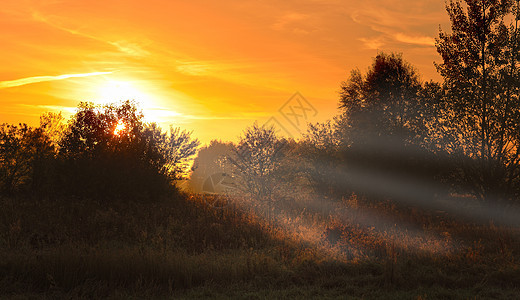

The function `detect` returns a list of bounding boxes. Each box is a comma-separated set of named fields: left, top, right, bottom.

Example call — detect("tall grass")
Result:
left=1, top=193, right=520, bottom=298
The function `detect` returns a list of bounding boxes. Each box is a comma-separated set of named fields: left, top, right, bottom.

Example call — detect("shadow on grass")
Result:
left=1, top=194, right=520, bottom=298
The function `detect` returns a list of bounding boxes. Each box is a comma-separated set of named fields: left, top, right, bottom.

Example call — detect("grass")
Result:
left=1, top=193, right=520, bottom=299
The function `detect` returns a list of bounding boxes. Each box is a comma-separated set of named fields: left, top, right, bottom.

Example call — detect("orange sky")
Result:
left=0, top=0, right=450, bottom=144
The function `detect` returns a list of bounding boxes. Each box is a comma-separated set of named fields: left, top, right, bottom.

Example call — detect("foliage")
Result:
left=339, top=52, right=428, bottom=145
left=5, top=1, right=520, bottom=297
left=0, top=123, right=54, bottom=194
left=299, top=119, right=344, bottom=198
left=59, top=101, right=146, bottom=159
left=336, top=53, right=446, bottom=202
left=436, top=0, right=520, bottom=202
left=0, top=100, right=199, bottom=201
left=56, top=101, right=165, bottom=200
left=226, top=123, right=286, bottom=202
left=162, top=126, right=200, bottom=180
left=189, top=140, right=234, bottom=192
left=39, top=112, right=66, bottom=151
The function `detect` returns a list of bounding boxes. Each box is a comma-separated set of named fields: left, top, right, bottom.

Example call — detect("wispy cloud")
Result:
left=175, top=62, right=212, bottom=76
left=18, top=104, right=77, bottom=114
left=32, top=11, right=149, bottom=57
left=271, top=12, right=312, bottom=34
left=0, top=72, right=112, bottom=89
left=351, top=4, right=440, bottom=48
left=358, top=37, right=385, bottom=50
left=173, top=59, right=254, bottom=77
left=109, top=41, right=150, bottom=57
left=393, top=33, right=435, bottom=46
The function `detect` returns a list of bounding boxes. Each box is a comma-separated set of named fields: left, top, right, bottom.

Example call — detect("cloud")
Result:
left=181, top=113, right=271, bottom=121
left=272, top=12, right=309, bottom=29
left=32, top=11, right=149, bottom=57
left=108, top=41, right=150, bottom=57
left=393, top=33, right=435, bottom=46
left=359, top=37, right=386, bottom=50
left=18, top=104, right=77, bottom=114
left=351, top=4, right=439, bottom=48
left=0, top=72, right=112, bottom=89
left=271, top=12, right=313, bottom=34
left=176, top=62, right=211, bottom=76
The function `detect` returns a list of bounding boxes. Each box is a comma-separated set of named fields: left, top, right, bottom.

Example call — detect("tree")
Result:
left=436, top=0, right=520, bottom=202
left=337, top=53, right=444, bottom=203
left=226, top=123, right=286, bottom=221
left=300, top=119, right=343, bottom=198
left=339, top=52, right=426, bottom=146
left=57, top=101, right=199, bottom=200
left=39, top=112, right=66, bottom=152
left=0, top=123, right=53, bottom=194
left=59, top=101, right=145, bottom=159
left=162, top=126, right=200, bottom=181
left=189, top=140, right=234, bottom=192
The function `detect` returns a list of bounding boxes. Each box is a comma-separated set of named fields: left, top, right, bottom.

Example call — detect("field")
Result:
left=2, top=193, right=520, bottom=299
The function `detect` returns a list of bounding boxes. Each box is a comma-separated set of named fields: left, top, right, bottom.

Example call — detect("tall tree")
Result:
left=436, top=0, right=520, bottom=202
left=336, top=53, right=449, bottom=203
left=339, top=52, right=426, bottom=146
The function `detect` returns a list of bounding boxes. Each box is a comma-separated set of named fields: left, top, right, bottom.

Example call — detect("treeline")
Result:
left=0, top=100, right=199, bottom=201
left=191, top=0, right=520, bottom=211
left=2, top=0, right=520, bottom=210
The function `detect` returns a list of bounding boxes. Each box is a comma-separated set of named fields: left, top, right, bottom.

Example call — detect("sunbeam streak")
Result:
left=306, top=156, right=520, bottom=227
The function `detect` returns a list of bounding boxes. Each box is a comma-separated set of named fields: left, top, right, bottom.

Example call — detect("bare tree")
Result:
left=162, top=126, right=200, bottom=181
left=226, top=122, right=286, bottom=222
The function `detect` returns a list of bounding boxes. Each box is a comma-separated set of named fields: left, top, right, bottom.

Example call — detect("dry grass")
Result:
left=1, top=193, right=520, bottom=298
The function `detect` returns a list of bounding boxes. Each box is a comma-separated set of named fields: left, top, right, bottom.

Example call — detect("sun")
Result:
left=113, top=119, right=127, bottom=136
left=91, top=78, right=181, bottom=126
left=96, top=79, right=160, bottom=120
left=98, top=80, right=147, bottom=103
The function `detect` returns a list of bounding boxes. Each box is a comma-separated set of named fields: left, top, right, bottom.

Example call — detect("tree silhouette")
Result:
left=189, top=140, right=234, bottom=192
left=336, top=53, right=444, bottom=202
left=56, top=100, right=198, bottom=201
left=226, top=123, right=286, bottom=221
left=0, top=123, right=53, bottom=195
left=59, top=101, right=145, bottom=159
left=339, top=53, right=427, bottom=146
left=39, top=112, right=66, bottom=152
left=162, top=126, right=200, bottom=181
left=436, top=0, right=520, bottom=202
left=300, top=119, right=343, bottom=198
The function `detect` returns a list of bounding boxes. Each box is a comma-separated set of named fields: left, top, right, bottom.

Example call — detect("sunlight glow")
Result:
left=113, top=119, right=127, bottom=136
left=96, top=79, right=177, bottom=124
left=98, top=80, right=147, bottom=103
